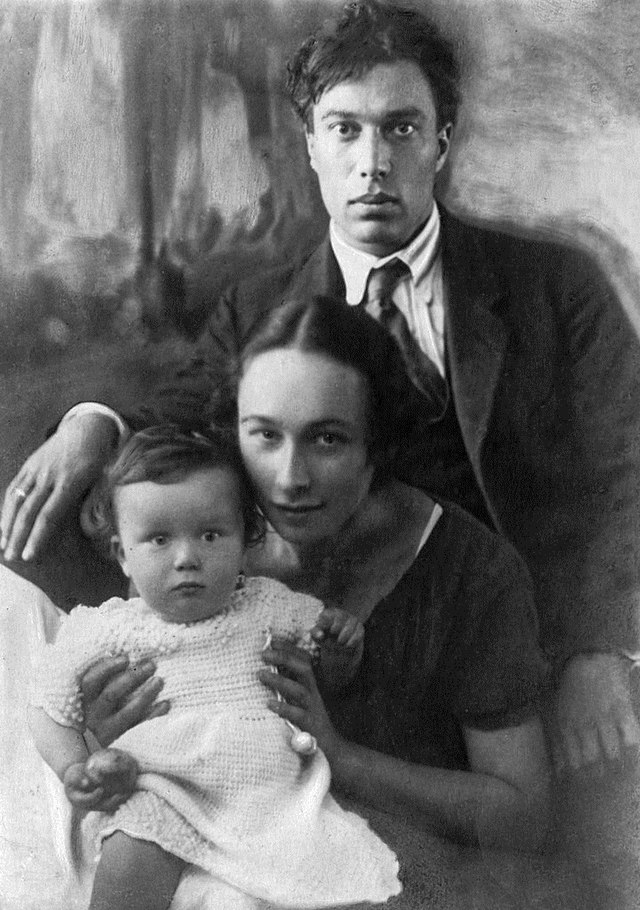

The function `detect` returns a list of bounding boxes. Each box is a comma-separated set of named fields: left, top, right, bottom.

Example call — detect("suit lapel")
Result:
left=286, top=235, right=346, bottom=300
left=440, top=210, right=511, bottom=468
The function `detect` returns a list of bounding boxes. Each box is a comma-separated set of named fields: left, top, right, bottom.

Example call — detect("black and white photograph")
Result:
left=1, top=2, right=640, bottom=908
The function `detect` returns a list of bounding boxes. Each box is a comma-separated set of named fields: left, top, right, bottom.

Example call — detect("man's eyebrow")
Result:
left=239, top=414, right=273, bottom=424
left=320, top=106, right=425, bottom=122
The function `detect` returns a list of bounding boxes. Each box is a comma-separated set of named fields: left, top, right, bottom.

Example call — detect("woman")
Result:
left=1, top=295, right=554, bottom=907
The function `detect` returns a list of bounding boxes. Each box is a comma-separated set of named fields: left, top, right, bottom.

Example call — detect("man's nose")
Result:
left=173, top=540, right=201, bottom=570
left=276, top=443, right=311, bottom=493
left=358, top=130, right=391, bottom=179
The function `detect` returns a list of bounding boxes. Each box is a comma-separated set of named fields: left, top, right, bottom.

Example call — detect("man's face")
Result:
left=305, top=60, right=451, bottom=256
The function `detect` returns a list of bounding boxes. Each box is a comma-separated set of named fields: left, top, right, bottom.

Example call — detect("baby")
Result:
left=29, top=424, right=400, bottom=910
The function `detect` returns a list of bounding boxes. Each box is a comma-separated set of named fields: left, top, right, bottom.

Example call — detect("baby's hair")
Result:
left=92, top=424, right=264, bottom=548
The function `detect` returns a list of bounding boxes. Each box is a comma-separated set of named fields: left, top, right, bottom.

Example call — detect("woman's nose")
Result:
left=173, top=540, right=201, bottom=570
left=276, top=443, right=311, bottom=493
left=358, top=130, right=391, bottom=179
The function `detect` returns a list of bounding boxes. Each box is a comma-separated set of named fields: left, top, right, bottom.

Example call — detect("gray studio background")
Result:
left=1, top=0, right=639, bottom=485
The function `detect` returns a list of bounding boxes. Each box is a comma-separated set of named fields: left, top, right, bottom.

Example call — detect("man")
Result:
left=3, top=0, right=640, bottom=777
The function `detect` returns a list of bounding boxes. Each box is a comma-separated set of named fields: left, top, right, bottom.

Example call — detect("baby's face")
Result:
left=112, top=467, right=245, bottom=623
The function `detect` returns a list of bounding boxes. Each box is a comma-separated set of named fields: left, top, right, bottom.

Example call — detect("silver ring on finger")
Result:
left=13, top=487, right=29, bottom=502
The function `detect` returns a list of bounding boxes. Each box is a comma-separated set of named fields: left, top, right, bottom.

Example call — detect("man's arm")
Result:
left=0, top=286, right=243, bottom=564
left=0, top=410, right=120, bottom=562
left=545, top=248, right=640, bottom=769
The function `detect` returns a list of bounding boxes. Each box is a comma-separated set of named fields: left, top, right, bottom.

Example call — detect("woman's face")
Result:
left=238, top=348, right=375, bottom=546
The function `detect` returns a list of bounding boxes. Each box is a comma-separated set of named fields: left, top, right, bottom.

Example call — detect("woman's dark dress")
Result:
left=330, top=502, right=548, bottom=770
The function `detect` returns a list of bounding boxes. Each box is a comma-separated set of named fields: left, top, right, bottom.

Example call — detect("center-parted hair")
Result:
left=287, top=0, right=460, bottom=131
left=239, top=295, right=423, bottom=479
left=94, top=424, right=264, bottom=547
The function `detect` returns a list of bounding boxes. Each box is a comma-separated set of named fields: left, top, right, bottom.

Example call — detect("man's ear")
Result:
left=435, top=122, right=452, bottom=173
left=305, top=127, right=318, bottom=174
left=111, top=535, right=130, bottom=577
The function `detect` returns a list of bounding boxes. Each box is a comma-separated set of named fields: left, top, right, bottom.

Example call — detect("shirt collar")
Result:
left=330, top=203, right=441, bottom=305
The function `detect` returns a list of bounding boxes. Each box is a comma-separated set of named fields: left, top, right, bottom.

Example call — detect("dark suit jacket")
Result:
left=149, top=208, right=640, bottom=665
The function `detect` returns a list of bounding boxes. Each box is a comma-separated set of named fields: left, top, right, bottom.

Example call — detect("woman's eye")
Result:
left=317, top=432, right=344, bottom=446
left=203, top=530, right=221, bottom=542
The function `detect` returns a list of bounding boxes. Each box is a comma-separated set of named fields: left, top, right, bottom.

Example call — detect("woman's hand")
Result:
left=0, top=413, right=119, bottom=561
left=259, top=639, right=343, bottom=763
left=64, top=748, right=138, bottom=813
left=81, top=656, right=169, bottom=747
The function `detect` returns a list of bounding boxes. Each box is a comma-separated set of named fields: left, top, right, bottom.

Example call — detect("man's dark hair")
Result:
left=287, top=0, right=460, bottom=131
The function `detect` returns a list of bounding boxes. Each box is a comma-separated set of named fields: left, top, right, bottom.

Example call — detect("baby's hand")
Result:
left=311, top=608, right=364, bottom=654
left=311, top=608, right=364, bottom=691
left=64, top=748, right=138, bottom=813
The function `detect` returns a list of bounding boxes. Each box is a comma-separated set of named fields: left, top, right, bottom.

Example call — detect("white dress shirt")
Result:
left=330, top=203, right=446, bottom=377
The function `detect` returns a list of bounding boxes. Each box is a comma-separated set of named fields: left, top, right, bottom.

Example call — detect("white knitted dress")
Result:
left=32, top=576, right=401, bottom=908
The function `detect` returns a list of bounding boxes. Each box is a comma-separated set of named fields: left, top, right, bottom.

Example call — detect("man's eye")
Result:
left=151, top=536, right=166, bottom=546
left=392, top=122, right=416, bottom=137
left=332, top=122, right=357, bottom=138
left=203, top=530, right=221, bottom=542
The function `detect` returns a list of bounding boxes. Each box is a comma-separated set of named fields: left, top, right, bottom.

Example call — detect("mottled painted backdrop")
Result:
left=1, top=0, right=639, bottom=486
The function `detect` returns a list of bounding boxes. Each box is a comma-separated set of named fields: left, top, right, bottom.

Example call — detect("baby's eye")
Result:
left=203, top=530, right=221, bottom=542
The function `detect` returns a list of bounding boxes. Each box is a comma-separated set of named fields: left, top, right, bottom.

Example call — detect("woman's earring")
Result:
left=235, top=572, right=246, bottom=590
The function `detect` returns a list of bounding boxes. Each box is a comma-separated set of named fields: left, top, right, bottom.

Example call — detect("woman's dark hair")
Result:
left=238, top=295, right=423, bottom=478
left=287, top=0, right=460, bottom=131
left=90, top=424, right=264, bottom=548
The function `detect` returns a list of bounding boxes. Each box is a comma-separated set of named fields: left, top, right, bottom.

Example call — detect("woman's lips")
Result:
left=270, top=502, right=323, bottom=515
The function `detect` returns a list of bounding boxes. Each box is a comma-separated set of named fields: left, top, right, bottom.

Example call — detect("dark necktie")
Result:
left=364, top=260, right=449, bottom=418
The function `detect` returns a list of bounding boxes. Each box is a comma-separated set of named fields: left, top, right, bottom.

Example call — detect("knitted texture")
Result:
left=33, top=576, right=401, bottom=907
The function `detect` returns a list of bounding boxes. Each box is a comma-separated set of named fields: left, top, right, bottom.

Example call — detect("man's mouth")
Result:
left=350, top=192, right=399, bottom=206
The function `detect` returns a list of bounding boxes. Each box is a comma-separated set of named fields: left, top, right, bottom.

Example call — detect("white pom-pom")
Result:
left=290, top=730, right=317, bottom=755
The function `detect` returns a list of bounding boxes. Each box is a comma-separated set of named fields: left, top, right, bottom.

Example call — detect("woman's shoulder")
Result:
left=428, top=499, right=531, bottom=581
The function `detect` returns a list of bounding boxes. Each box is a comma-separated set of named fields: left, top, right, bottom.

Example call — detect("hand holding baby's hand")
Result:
left=64, top=748, right=138, bottom=812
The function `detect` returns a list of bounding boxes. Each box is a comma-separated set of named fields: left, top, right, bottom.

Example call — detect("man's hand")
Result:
left=553, top=652, right=640, bottom=774
left=0, top=413, right=119, bottom=561
left=63, top=748, right=138, bottom=813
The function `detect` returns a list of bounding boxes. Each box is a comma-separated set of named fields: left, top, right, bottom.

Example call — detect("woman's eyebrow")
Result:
left=307, top=418, right=352, bottom=431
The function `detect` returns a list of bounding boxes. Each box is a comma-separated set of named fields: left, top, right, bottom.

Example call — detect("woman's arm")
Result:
left=260, top=643, right=551, bottom=852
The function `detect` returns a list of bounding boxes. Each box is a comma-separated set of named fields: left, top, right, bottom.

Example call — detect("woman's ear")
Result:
left=110, top=535, right=130, bottom=577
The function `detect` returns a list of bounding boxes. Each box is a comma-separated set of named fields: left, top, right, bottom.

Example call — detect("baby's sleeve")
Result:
left=30, top=602, right=118, bottom=730
left=265, top=579, right=323, bottom=653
